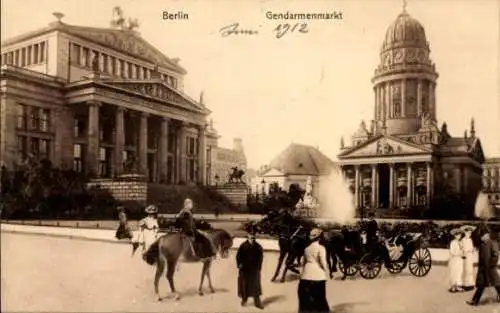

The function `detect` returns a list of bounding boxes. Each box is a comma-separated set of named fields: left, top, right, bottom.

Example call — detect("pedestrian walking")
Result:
left=466, top=224, right=500, bottom=306
left=460, top=225, right=476, bottom=291
left=236, top=227, right=264, bottom=309
left=448, top=228, right=464, bottom=292
left=115, top=206, right=133, bottom=240
left=298, top=228, right=330, bottom=313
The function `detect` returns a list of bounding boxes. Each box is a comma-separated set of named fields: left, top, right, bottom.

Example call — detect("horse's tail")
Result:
left=143, top=239, right=160, bottom=266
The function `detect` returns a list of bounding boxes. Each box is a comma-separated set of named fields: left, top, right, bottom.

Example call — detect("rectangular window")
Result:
left=40, top=109, right=50, bottom=132
left=7, top=52, right=13, bottom=65
left=30, top=138, right=39, bottom=157
left=17, top=136, right=27, bottom=160
left=30, top=107, right=40, bottom=130
left=102, top=54, right=108, bottom=73
left=128, top=62, right=133, bottom=78
left=82, top=47, right=89, bottom=67
left=39, top=42, right=45, bottom=63
left=99, top=147, right=106, bottom=161
left=98, top=147, right=109, bottom=177
left=73, top=144, right=83, bottom=172
left=71, top=43, right=80, bottom=65
left=39, top=139, right=49, bottom=159
left=120, top=60, right=125, bottom=77
left=17, top=104, right=27, bottom=129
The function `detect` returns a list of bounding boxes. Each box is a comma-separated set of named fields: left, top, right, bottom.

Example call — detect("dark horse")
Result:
left=142, top=229, right=233, bottom=301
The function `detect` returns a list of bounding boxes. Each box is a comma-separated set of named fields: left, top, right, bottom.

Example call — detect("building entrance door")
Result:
left=378, top=164, right=390, bottom=208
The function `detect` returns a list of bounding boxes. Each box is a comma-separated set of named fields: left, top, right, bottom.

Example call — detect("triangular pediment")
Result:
left=338, top=135, right=432, bottom=158
left=63, top=25, right=185, bottom=73
left=261, top=168, right=286, bottom=177
left=102, top=80, right=208, bottom=113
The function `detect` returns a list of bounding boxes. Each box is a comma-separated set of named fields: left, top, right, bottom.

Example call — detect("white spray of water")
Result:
left=317, top=167, right=356, bottom=225
left=475, top=191, right=493, bottom=220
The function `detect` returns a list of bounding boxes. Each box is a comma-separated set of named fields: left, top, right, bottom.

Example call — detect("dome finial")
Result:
left=402, top=0, right=407, bottom=12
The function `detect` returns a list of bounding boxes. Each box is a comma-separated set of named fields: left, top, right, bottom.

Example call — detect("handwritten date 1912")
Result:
left=273, top=23, right=308, bottom=39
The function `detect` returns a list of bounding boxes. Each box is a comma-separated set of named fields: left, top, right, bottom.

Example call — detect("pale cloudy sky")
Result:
left=2, top=0, right=499, bottom=168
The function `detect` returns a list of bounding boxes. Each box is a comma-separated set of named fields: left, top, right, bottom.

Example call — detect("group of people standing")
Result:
left=448, top=224, right=500, bottom=305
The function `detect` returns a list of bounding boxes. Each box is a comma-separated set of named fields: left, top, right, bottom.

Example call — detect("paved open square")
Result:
left=1, top=232, right=499, bottom=313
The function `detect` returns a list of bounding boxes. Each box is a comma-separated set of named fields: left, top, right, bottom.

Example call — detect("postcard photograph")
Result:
left=1, top=0, right=500, bottom=312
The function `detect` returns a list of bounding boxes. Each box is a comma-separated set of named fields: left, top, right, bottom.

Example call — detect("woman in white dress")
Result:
left=448, top=228, right=464, bottom=292
left=137, top=205, right=159, bottom=253
left=460, top=225, right=476, bottom=291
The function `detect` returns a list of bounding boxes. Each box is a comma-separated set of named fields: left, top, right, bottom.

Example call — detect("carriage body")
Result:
left=358, top=232, right=432, bottom=279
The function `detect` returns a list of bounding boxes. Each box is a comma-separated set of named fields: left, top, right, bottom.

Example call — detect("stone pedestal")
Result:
left=213, top=183, right=248, bottom=211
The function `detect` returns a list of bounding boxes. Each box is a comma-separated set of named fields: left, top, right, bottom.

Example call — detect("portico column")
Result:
left=354, top=165, right=360, bottom=209
left=159, top=117, right=170, bottom=183
left=371, top=164, right=377, bottom=209
left=197, top=124, right=207, bottom=185
left=426, top=162, right=432, bottom=208
left=407, top=163, right=413, bottom=207
left=114, top=107, right=125, bottom=177
left=86, top=101, right=100, bottom=176
left=139, top=112, right=148, bottom=177
left=389, top=163, right=395, bottom=209
left=177, top=122, right=187, bottom=183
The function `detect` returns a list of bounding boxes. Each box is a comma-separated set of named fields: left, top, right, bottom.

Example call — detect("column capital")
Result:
left=87, top=100, right=101, bottom=107
left=116, top=106, right=126, bottom=113
left=354, top=164, right=361, bottom=170
left=140, top=111, right=149, bottom=118
left=162, top=116, right=171, bottom=122
left=371, top=164, right=378, bottom=169
left=388, top=162, right=395, bottom=168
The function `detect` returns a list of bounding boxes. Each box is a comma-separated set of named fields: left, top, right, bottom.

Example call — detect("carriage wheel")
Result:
left=338, top=260, right=359, bottom=277
left=359, top=253, right=382, bottom=280
left=408, top=248, right=432, bottom=277
left=386, top=260, right=405, bottom=274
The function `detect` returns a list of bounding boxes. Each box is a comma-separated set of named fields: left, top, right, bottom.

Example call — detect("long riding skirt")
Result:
left=298, top=279, right=330, bottom=313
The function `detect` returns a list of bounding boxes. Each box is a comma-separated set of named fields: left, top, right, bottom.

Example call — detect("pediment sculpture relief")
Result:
left=376, top=139, right=394, bottom=155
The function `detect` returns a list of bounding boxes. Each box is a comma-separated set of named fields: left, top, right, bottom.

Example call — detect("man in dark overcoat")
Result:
left=236, top=227, right=264, bottom=309
left=466, top=224, right=500, bottom=306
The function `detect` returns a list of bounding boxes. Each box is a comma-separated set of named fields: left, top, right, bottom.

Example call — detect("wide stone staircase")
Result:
left=146, top=183, right=238, bottom=214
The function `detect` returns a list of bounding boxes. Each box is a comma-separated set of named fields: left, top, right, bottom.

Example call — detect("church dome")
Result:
left=381, top=11, right=428, bottom=53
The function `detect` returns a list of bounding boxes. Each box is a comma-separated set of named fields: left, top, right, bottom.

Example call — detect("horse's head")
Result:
left=212, top=229, right=233, bottom=258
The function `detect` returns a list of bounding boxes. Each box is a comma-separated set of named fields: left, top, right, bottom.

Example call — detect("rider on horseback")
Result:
left=176, top=198, right=217, bottom=259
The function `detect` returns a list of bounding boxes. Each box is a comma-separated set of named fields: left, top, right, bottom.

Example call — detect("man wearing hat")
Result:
left=466, top=224, right=500, bottom=305
left=236, top=226, right=264, bottom=309
left=298, top=228, right=330, bottom=313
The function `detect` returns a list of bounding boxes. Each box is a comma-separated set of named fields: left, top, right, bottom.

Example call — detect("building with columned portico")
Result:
left=0, top=13, right=222, bottom=186
left=336, top=8, right=485, bottom=218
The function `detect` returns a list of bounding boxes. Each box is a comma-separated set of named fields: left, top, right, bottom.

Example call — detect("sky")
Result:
left=2, top=0, right=499, bottom=169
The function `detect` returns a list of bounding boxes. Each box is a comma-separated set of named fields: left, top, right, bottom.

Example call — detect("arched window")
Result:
left=392, top=84, right=401, bottom=118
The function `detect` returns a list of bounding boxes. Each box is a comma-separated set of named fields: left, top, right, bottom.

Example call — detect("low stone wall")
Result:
left=212, top=184, right=249, bottom=212
left=87, top=178, right=147, bottom=202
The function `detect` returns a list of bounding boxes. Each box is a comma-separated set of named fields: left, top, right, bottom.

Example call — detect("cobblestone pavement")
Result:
left=1, top=232, right=499, bottom=313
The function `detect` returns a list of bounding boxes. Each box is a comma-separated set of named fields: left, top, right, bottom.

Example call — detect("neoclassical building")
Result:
left=0, top=14, right=221, bottom=185
left=483, top=157, right=500, bottom=213
left=337, top=8, right=485, bottom=218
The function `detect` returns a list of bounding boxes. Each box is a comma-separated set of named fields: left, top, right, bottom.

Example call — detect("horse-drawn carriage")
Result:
left=336, top=231, right=432, bottom=280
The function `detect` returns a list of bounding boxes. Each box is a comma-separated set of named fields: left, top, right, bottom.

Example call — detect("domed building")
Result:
left=337, top=8, right=485, bottom=219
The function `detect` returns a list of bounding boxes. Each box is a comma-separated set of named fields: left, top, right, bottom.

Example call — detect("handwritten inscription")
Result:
left=219, top=23, right=260, bottom=37
left=273, top=23, right=308, bottom=38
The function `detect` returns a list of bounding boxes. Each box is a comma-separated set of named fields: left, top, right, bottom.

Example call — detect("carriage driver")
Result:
left=176, top=198, right=217, bottom=259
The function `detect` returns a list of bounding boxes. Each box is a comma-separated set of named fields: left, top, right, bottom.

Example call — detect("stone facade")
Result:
left=483, top=157, right=500, bottom=214
left=337, top=9, right=485, bottom=218
left=0, top=16, right=221, bottom=186
left=87, top=178, right=148, bottom=202
left=207, top=138, right=247, bottom=185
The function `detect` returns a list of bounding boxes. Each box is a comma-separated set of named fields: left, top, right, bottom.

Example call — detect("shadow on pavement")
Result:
left=262, top=295, right=286, bottom=306
left=331, top=301, right=370, bottom=313
left=181, top=287, right=230, bottom=298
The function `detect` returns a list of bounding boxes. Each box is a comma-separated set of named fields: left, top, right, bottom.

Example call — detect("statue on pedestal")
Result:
left=295, top=176, right=319, bottom=210
left=228, top=166, right=245, bottom=184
